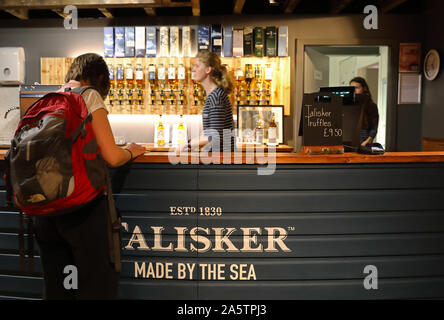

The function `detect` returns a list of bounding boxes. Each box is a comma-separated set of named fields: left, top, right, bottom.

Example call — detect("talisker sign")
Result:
left=121, top=224, right=291, bottom=253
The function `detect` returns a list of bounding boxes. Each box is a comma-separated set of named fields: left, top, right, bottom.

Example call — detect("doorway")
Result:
left=304, top=45, right=389, bottom=148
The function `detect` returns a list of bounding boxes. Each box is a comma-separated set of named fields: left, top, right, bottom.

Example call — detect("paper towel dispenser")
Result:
left=0, top=47, right=25, bottom=85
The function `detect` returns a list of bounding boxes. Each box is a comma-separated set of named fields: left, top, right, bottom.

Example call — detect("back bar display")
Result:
left=104, top=25, right=286, bottom=58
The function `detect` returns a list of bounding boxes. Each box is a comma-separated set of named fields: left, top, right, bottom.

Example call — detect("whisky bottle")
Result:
left=255, top=120, right=264, bottom=144
left=177, top=63, right=186, bottom=90
left=267, top=114, right=278, bottom=146
left=116, top=63, right=124, bottom=90
left=148, top=63, right=156, bottom=88
left=235, top=67, right=244, bottom=105
left=108, top=64, right=115, bottom=107
left=157, top=63, right=166, bottom=90
left=264, top=64, right=272, bottom=105
left=254, top=64, right=262, bottom=105
left=135, top=63, right=144, bottom=90
left=125, top=63, right=134, bottom=90
left=177, top=115, right=187, bottom=145
left=156, top=116, right=165, bottom=147
left=245, top=64, right=253, bottom=104
left=168, top=63, right=176, bottom=106
left=108, top=64, right=115, bottom=90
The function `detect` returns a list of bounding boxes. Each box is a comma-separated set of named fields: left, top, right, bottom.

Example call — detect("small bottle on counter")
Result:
left=267, top=114, right=278, bottom=146
left=255, top=120, right=264, bottom=145
left=156, top=115, right=165, bottom=147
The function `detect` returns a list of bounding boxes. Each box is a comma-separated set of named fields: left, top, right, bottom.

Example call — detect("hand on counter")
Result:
left=175, top=142, right=190, bottom=156
left=361, top=137, right=374, bottom=147
left=125, top=142, right=147, bottom=160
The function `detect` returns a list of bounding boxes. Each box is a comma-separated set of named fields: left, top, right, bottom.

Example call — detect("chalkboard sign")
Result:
left=302, top=92, right=344, bottom=153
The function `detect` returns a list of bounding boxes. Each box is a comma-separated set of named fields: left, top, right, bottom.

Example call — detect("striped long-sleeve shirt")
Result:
left=202, top=86, right=235, bottom=152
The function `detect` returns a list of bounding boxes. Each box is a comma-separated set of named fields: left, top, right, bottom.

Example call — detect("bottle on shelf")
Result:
left=267, top=114, right=278, bottom=146
left=264, top=63, right=273, bottom=105
left=178, top=63, right=186, bottom=91
left=245, top=64, right=253, bottom=104
left=116, top=64, right=124, bottom=112
left=234, top=67, right=244, bottom=106
left=148, top=63, right=156, bottom=89
left=168, top=63, right=176, bottom=90
left=254, top=64, right=262, bottom=105
left=108, top=64, right=115, bottom=107
left=157, top=63, right=166, bottom=90
left=125, top=63, right=134, bottom=90
left=135, top=63, right=144, bottom=90
left=116, top=63, right=124, bottom=90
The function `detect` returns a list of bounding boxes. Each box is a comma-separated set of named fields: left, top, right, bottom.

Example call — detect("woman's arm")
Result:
left=91, top=108, right=146, bottom=167
left=367, top=102, right=379, bottom=139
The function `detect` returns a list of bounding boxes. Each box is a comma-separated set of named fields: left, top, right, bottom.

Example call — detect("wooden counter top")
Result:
left=3, top=148, right=444, bottom=164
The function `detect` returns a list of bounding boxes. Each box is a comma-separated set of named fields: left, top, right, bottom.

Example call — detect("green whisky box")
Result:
left=253, top=27, right=264, bottom=57
left=265, top=26, right=277, bottom=57
left=243, top=26, right=253, bottom=56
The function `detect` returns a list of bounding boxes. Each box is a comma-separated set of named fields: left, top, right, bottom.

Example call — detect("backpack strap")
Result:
left=70, top=112, right=93, bottom=144
left=3, top=150, right=32, bottom=274
left=64, top=86, right=95, bottom=95
left=104, top=171, right=122, bottom=273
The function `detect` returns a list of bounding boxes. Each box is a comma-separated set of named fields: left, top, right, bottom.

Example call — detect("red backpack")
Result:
left=5, top=86, right=108, bottom=216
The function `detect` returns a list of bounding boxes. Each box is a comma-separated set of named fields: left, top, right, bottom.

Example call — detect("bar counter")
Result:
left=3, top=148, right=444, bottom=163
left=1, top=149, right=444, bottom=299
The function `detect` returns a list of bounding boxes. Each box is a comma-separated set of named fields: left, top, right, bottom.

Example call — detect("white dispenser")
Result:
left=0, top=47, right=25, bottom=85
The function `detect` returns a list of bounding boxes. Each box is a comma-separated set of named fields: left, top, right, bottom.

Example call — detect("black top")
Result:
left=202, top=86, right=235, bottom=152
left=358, top=95, right=379, bottom=143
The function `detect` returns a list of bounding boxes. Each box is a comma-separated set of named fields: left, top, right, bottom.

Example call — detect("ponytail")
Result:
left=196, top=51, right=233, bottom=94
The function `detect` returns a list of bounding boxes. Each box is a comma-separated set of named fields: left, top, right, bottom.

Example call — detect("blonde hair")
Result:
left=196, top=51, right=233, bottom=94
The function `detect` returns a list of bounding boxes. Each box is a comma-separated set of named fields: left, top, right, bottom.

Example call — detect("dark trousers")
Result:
left=33, top=195, right=120, bottom=300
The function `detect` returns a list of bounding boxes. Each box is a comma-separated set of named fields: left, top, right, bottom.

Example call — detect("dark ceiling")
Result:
left=0, top=0, right=425, bottom=20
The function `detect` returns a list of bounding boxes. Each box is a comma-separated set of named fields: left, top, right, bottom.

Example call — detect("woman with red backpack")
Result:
left=31, top=53, right=146, bottom=299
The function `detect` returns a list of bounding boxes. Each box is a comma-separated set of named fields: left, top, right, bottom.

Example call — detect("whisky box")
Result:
left=114, top=27, right=125, bottom=58
left=210, top=24, right=222, bottom=55
left=124, top=26, right=135, bottom=57
left=182, top=26, right=191, bottom=57
left=198, top=25, right=210, bottom=52
left=278, top=26, right=288, bottom=57
left=265, top=26, right=277, bottom=57
left=159, top=26, right=169, bottom=57
left=243, top=26, right=253, bottom=56
left=232, top=28, right=244, bottom=57
left=145, top=27, right=157, bottom=57
left=223, top=26, right=233, bottom=57
left=135, top=26, right=145, bottom=57
left=170, top=26, right=179, bottom=57
left=253, top=27, right=264, bottom=57
left=104, top=27, right=114, bottom=57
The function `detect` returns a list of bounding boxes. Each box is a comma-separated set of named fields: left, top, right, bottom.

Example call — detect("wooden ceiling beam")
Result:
left=330, top=0, right=355, bottom=14
left=4, top=8, right=29, bottom=20
left=191, top=0, right=200, bottom=16
left=284, top=0, right=302, bottom=14
left=0, top=0, right=160, bottom=10
left=144, top=7, right=156, bottom=16
left=98, top=8, right=113, bottom=18
left=52, top=9, right=70, bottom=18
left=381, top=0, right=409, bottom=13
left=233, top=0, right=246, bottom=14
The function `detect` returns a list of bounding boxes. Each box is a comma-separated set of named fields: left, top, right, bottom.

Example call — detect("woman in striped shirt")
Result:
left=178, top=51, right=235, bottom=153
